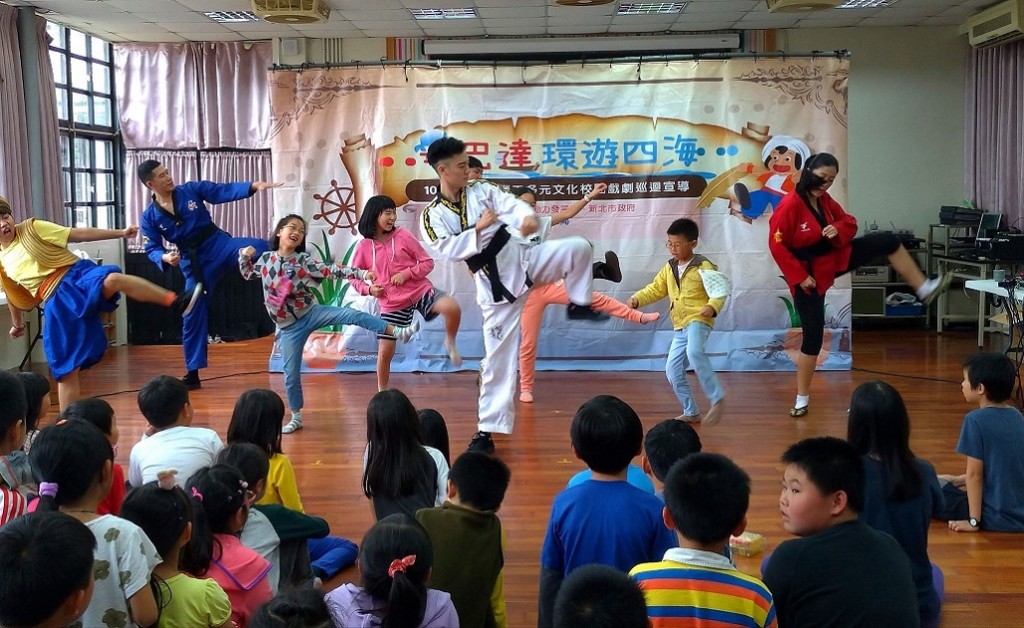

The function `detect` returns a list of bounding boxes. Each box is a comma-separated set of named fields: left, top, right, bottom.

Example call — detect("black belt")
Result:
left=178, top=223, right=221, bottom=286
left=466, top=225, right=518, bottom=304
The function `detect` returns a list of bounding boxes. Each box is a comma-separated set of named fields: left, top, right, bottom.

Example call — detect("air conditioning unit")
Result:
left=765, top=0, right=841, bottom=12
left=966, top=0, right=1024, bottom=49
left=251, top=0, right=330, bottom=24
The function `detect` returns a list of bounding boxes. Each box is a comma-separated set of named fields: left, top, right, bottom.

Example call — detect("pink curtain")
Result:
left=199, top=42, right=273, bottom=150
left=965, top=40, right=1024, bottom=227
left=0, top=4, right=31, bottom=219
left=35, top=19, right=64, bottom=223
left=124, top=150, right=198, bottom=251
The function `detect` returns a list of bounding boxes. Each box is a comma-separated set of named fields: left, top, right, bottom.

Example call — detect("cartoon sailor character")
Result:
left=729, top=136, right=810, bottom=222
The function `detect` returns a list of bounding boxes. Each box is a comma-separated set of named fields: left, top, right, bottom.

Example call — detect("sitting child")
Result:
left=129, top=375, right=223, bottom=487
left=762, top=436, right=918, bottom=628
left=417, top=451, right=511, bottom=628
left=641, top=418, right=703, bottom=499
left=553, top=564, right=648, bottom=628
left=0, top=511, right=96, bottom=628
left=939, top=352, right=1024, bottom=533
left=61, top=398, right=126, bottom=515
left=538, top=395, right=676, bottom=628
left=630, top=452, right=777, bottom=627
left=0, top=372, right=29, bottom=524
left=17, top=371, right=50, bottom=454
left=249, top=586, right=332, bottom=628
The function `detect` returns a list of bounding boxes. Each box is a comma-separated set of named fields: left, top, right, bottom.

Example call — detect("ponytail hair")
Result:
left=181, top=465, right=250, bottom=576
left=795, top=152, right=840, bottom=209
left=359, top=514, right=433, bottom=628
left=28, top=420, right=113, bottom=511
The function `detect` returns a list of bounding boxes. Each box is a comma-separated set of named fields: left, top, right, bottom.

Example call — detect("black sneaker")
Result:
left=591, top=250, right=623, bottom=283
left=566, top=303, right=610, bottom=322
left=181, top=370, right=202, bottom=390
left=174, top=283, right=204, bottom=316
left=467, top=431, right=495, bottom=455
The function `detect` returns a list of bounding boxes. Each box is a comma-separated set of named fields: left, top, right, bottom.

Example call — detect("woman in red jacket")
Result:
left=768, top=153, right=950, bottom=417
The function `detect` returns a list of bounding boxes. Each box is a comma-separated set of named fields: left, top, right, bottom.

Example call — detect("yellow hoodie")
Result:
left=632, top=254, right=726, bottom=330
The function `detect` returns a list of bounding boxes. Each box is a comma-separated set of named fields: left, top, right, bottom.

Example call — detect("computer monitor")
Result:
left=979, top=212, right=1003, bottom=238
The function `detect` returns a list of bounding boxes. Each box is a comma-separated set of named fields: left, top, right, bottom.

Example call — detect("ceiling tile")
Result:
left=339, top=9, right=414, bottom=20
left=546, top=25, right=610, bottom=35
left=128, top=12, right=213, bottom=23
left=169, top=0, right=251, bottom=10
left=685, top=0, right=760, bottom=13
left=477, top=7, right=545, bottom=19
left=162, top=22, right=234, bottom=33
left=485, top=26, right=549, bottom=35
left=481, top=18, right=546, bottom=27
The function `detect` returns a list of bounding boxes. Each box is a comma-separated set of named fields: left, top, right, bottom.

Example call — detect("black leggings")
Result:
left=794, top=232, right=901, bottom=355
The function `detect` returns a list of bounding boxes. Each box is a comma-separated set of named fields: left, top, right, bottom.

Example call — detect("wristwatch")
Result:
left=968, top=516, right=980, bottom=528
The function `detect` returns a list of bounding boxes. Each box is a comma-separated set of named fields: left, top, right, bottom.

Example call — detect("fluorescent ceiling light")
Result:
left=424, top=33, right=739, bottom=57
left=837, top=0, right=899, bottom=7
left=617, top=2, right=687, bottom=14
left=203, top=11, right=260, bottom=23
left=410, top=8, right=477, bottom=20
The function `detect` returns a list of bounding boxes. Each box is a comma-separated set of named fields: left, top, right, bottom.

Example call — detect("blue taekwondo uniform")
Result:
left=141, top=181, right=269, bottom=372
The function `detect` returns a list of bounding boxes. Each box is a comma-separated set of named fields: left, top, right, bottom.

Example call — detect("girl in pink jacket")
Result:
left=350, top=195, right=462, bottom=390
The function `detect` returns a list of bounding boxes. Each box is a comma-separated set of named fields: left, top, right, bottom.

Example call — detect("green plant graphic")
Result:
left=778, top=275, right=829, bottom=328
left=309, top=231, right=359, bottom=332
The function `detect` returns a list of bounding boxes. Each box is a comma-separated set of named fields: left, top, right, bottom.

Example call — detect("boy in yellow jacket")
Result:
left=629, top=218, right=726, bottom=426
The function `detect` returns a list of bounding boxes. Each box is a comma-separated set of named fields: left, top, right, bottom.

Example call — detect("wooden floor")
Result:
left=36, top=328, right=1023, bottom=628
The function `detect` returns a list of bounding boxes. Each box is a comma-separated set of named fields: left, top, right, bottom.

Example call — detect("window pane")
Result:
left=91, top=63, right=110, bottom=94
left=64, top=172, right=73, bottom=203
left=94, top=140, right=113, bottom=169
left=47, top=22, right=64, bottom=48
left=61, top=135, right=71, bottom=167
left=90, top=38, right=109, bottom=62
left=50, top=50, right=66, bottom=84
left=93, top=96, right=111, bottom=127
left=70, top=58, right=89, bottom=89
left=75, top=173, right=94, bottom=202
left=72, top=91, right=90, bottom=124
left=74, top=206, right=90, bottom=228
left=55, top=89, right=68, bottom=121
left=96, top=173, right=114, bottom=202
left=69, top=29, right=87, bottom=56
left=73, top=137, right=91, bottom=168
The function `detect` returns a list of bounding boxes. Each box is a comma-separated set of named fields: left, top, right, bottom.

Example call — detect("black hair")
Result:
left=249, top=586, right=333, bottom=628
left=570, top=395, right=643, bottom=475
left=781, top=436, right=865, bottom=513
left=217, top=443, right=271, bottom=489
left=0, top=194, right=12, bottom=215
left=138, top=375, right=190, bottom=429
left=643, top=419, right=702, bottom=482
left=228, top=389, right=285, bottom=456
left=359, top=514, right=434, bottom=628
left=795, top=152, right=840, bottom=209
left=467, top=156, right=483, bottom=169
left=426, top=136, right=465, bottom=170
left=363, top=389, right=433, bottom=501
left=358, top=195, right=398, bottom=239
left=137, top=159, right=162, bottom=184
left=16, top=372, right=50, bottom=433
left=269, top=213, right=307, bottom=254
left=60, top=398, right=115, bottom=436
left=29, top=420, right=113, bottom=511
left=963, top=352, right=1016, bottom=403
left=764, top=144, right=805, bottom=170
left=0, top=371, right=27, bottom=442
left=847, top=380, right=923, bottom=501
left=552, top=563, right=648, bottom=628
left=667, top=218, right=699, bottom=241
left=510, top=186, right=534, bottom=199
left=417, top=408, right=450, bottom=466
left=181, top=464, right=250, bottom=576
left=449, top=451, right=511, bottom=512
left=0, top=511, right=96, bottom=628
left=664, top=452, right=750, bottom=545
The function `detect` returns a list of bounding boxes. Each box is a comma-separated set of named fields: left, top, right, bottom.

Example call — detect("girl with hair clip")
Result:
left=363, top=390, right=449, bottom=521
left=59, top=398, right=125, bottom=515
left=768, top=152, right=950, bottom=418
left=16, top=371, right=50, bottom=454
left=183, top=464, right=272, bottom=628
left=227, top=389, right=358, bottom=582
left=349, top=195, right=463, bottom=391
left=324, top=513, right=459, bottom=628
left=28, top=419, right=161, bottom=628
left=121, top=470, right=233, bottom=628
left=240, top=213, right=418, bottom=435
left=847, top=380, right=944, bottom=628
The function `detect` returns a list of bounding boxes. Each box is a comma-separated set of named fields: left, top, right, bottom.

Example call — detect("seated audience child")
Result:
left=416, top=451, right=511, bottom=628
left=130, top=375, right=223, bottom=487
left=29, top=420, right=161, bottom=628
left=249, top=586, right=332, bottom=628
left=538, top=395, right=676, bottom=628
left=417, top=408, right=451, bottom=466
left=120, top=470, right=232, bottom=628
left=847, top=381, right=944, bottom=627
left=553, top=564, right=648, bottom=628
left=61, top=398, right=126, bottom=515
left=630, top=453, right=777, bottom=627
left=16, top=371, right=50, bottom=454
left=641, top=418, right=703, bottom=499
left=183, top=464, right=273, bottom=628
left=1, top=371, right=29, bottom=523
left=363, top=389, right=449, bottom=520
left=0, top=511, right=96, bottom=628
left=226, top=391, right=358, bottom=582
left=762, top=436, right=919, bottom=628
left=323, top=513, right=459, bottom=628
left=939, top=353, right=1024, bottom=533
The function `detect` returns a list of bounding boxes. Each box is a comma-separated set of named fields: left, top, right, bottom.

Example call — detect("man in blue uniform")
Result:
left=138, top=160, right=280, bottom=389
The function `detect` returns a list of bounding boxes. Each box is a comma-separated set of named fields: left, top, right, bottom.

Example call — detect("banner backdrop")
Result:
left=267, top=58, right=851, bottom=374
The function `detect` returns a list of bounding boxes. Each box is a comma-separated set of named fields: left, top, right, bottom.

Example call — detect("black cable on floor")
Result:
left=90, top=369, right=273, bottom=400
left=851, top=367, right=959, bottom=385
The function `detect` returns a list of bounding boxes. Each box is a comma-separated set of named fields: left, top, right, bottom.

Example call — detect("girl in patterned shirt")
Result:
left=240, top=214, right=417, bottom=434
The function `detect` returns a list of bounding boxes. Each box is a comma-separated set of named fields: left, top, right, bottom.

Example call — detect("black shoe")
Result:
left=732, top=183, right=751, bottom=210
left=174, top=283, right=204, bottom=316
left=467, top=431, right=495, bottom=455
left=181, top=370, right=202, bottom=390
left=566, top=303, right=610, bottom=322
left=592, top=250, right=623, bottom=283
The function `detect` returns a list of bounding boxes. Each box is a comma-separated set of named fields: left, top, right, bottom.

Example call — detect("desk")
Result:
left=965, top=278, right=1024, bottom=406
left=935, top=255, right=1000, bottom=346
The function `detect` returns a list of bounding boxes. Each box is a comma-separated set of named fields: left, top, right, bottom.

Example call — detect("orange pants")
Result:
left=519, top=282, right=642, bottom=393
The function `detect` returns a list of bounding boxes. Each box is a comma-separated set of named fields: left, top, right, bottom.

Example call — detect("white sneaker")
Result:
left=445, top=338, right=462, bottom=366
left=393, top=320, right=420, bottom=343
left=918, top=274, right=953, bottom=306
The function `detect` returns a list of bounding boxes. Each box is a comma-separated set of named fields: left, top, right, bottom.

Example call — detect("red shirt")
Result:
left=769, top=190, right=858, bottom=297
left=97, top=463, right=126, bottom=516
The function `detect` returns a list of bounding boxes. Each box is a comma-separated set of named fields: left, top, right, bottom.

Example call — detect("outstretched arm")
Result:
left=67, top=225, right=138, bottom=243
left=551, top=182, right=607, bottom=226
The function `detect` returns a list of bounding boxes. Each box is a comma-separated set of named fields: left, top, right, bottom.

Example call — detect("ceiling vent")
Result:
left=251, top=0, right=330, bottom=24
left=765, top=0, right=842, bottom=12
left=966, top=0, right=1024, bottom=49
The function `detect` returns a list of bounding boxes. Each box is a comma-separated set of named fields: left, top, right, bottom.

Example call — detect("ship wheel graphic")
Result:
left=313, top=179, right=358, bottom=235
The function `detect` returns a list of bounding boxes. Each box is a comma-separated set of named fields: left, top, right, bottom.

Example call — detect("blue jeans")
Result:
left=280, top=304, right=388, bottom=410
left=665, top=321, right=723, bottom=416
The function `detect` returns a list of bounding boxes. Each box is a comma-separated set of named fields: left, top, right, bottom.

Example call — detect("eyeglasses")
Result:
left=666, top=241, right=691, bottom=251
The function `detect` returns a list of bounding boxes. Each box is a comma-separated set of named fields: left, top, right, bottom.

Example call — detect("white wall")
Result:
left=782, top=26, right=969, bottom=240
